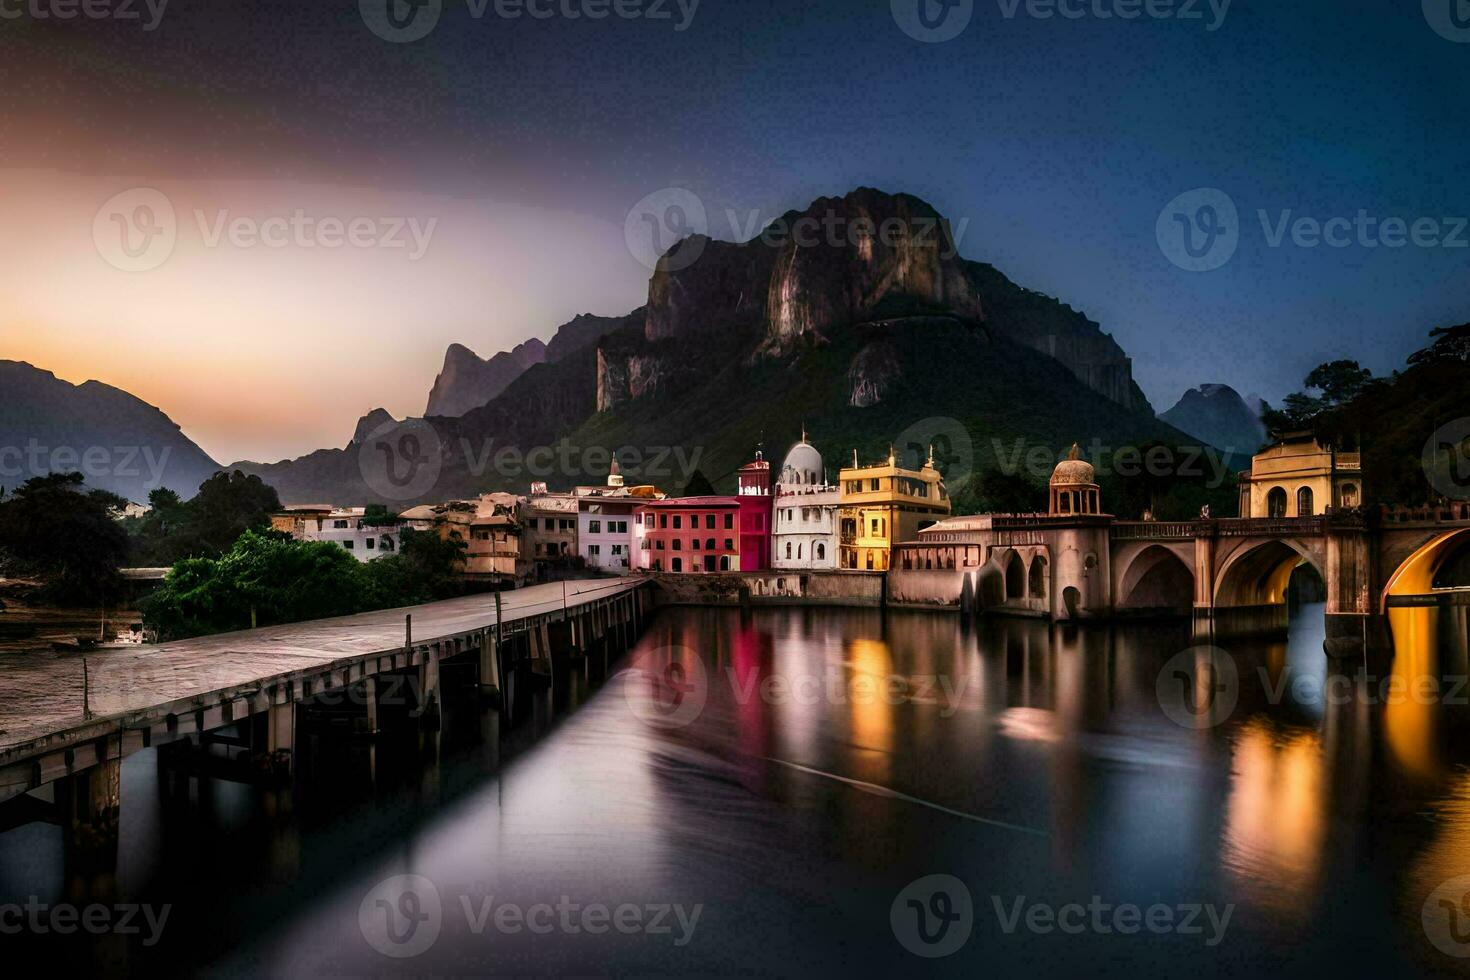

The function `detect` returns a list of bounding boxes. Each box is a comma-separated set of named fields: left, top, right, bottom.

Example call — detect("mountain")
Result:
left=233, top=188, right=1206, bottom=508
left=1160, top=384, right=1268, bottom=455
left=0, top=360, right=222, bottom=502
left=425, top=338, right=547, bottom=418
left=424, top=311, right=645, bottom=419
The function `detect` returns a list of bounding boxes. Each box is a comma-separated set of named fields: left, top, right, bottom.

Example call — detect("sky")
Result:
left=0, top=0, right=1466, bottom=464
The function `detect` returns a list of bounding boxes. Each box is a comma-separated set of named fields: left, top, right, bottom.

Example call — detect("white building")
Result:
left=273, top=505, right=406, bottom=562
left=772, top=435, right=840, bottom=570
left=575, top=460, right=639, bottom=572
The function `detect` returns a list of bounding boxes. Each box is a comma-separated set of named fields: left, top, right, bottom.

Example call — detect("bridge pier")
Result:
left=417, top=645, right=442, bottom=731
left=478, top=632, right=503, bottom=705
left=56, top=751, right=121, bottom=869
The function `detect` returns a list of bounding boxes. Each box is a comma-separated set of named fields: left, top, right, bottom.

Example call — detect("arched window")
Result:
left=1029, top=555, right=1047, bottom=597
left=1005, top=553, right=1026, bottom=599
left=815, top=543, right=825, bottom=561
left=719, top=555, right=730, bottom=571
left=672, top=557, right=682, bottom=572
left=1297, top=487, right=1314, bottom=517
left=1267, top=487, right=1288, bottom=518
left=706, top=538, right=716, bottom=550
left=785, top=541, right=792, bottom=559
left=797, top=544, right=803, bottom=559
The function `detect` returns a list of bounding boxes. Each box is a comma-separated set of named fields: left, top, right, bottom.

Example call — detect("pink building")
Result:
left=635, top=497, right=740, bottom=573
left=736, top=450, right=773, bottom=571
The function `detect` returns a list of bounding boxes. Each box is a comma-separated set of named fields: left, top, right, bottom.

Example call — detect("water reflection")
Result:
left=3, top=602, right=1470, bottom=976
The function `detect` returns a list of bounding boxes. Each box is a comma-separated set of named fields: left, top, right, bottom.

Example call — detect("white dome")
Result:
left=780, top=440, right=824, bottom=486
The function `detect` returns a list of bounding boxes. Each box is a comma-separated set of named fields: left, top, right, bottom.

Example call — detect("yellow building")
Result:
left=1237, top=432, right=1362, bottom=518
left=838, top=448, right=950, bottom=571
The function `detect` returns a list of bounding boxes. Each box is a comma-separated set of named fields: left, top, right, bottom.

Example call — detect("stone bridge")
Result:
left=891, top=503, right=1470, bottom=657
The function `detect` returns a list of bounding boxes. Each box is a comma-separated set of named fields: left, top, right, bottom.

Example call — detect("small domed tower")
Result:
left=1050, top=443, right=1100, bottom=516
left=607, top=456, right=625, bottom=489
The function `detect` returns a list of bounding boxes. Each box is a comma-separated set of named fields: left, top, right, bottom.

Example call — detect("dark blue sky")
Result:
left=4, top=0, right=1467, bottom=428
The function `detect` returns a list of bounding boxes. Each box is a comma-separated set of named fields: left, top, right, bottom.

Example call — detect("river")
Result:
left=3, top=602, right=1470, bottom=977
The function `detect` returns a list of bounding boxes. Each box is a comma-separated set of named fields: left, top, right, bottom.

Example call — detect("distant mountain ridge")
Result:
left=0, top=360, right=222, bottom=502
left=1160, top=383, right=1268, bottom=455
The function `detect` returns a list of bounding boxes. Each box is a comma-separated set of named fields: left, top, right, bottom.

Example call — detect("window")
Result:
left=589, top=520, right=601, bottom=533
left=871, top=518, right=880, bottom=535
left=1267, top=487, right=1288, bottom=518
left=724, top=513, right=733, bottom=529
left=706, top=538, right=715, bottom=550
left=645, top=514, right=655, bottom=527
left=366, top=537, right=376, bottom=549
left=641, top=539, right=651, bottom=550
left=705, top=514, right=715, bottom=529
left=588, top=545, right=601, bottom=556
left=612, top=544, right=624, bottom=556
left=1297, top=487, right=1314, bottom=517
left=672, top=557, right=683, bottom=572
left=334, top=520, right=349, bottom=529
left=719, top=556, right=730, bottom=571
left=656, top=540, right=665, bottom=550
left=724, top=539, right=733, bottom=550
left=673, top=540, right=682, bottom=551
left=692, top=539, right=701, bottom=551
left=785, top=542, right=793, bottom=559
left=343, top=540, right=354, bottom=550
left=674, top=515, right=682, bottom=529
left=1340, top=483, right=1359, bottom=508
left=815, top=543, right=825, bottom=561
left=660, top=514, right=668, bottom=528
left=381, top=536, right=394, bottom=552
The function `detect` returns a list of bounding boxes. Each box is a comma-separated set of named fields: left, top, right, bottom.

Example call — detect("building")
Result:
left=838, top=447, right=950, bottom=571
left=271, top=504, right=407, bottom=562
left=890, top=445, right=1112, bottom=619
left=635, top=496, right=740, bottom=573
left=397, top=504, right=438, bottom=532
left=575, top=460, right=663, bottom=572
left=772, top=434, right=840, bottom=570
left=436, top=493, right=527, bottom=583
left=1237, top=432, right=1362, bottom=518
left=520, top=483, right=579, bottom=574
left=735, top=448, right=774, bottom=570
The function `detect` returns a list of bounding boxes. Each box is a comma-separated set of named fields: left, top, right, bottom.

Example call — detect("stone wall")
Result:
left=645, top=570, right=885, bottom=607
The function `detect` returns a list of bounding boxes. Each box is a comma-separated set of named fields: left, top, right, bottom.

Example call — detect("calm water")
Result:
left=4, top=602, right=1470, bottom=977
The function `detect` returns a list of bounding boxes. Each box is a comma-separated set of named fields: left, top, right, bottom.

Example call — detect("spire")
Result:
left=927, top=444, right=935, bottom=467
left=1068, top=442, right=1080, bottom=461
left=801, top=422, right=808, bottom=445
left=888, top=445, right=895, bottom=466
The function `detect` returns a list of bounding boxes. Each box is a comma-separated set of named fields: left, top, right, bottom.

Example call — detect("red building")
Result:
left=634, top=497, right=740, bottom=573
left=736, top=450, right=773, bottom=571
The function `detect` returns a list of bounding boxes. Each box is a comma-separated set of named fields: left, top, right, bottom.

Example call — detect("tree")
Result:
left=1408, top=322, right=1470, bottom=366
left=1303, top=360, right=1374, bottom=407
left=0, top=472, right=129, bottom=603
left=127, top=470, right=281, bottom=564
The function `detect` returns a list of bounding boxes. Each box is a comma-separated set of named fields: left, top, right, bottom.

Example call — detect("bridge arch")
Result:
left=1212, top=538, right=1324, bottom=609
left=1380, top=526, right=1470, bottom=612
left=1114, top=542, right=1195, bottom=614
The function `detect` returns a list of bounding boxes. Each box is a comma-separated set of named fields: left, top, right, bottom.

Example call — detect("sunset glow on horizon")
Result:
left=0, top=168, right=648, bottom=463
